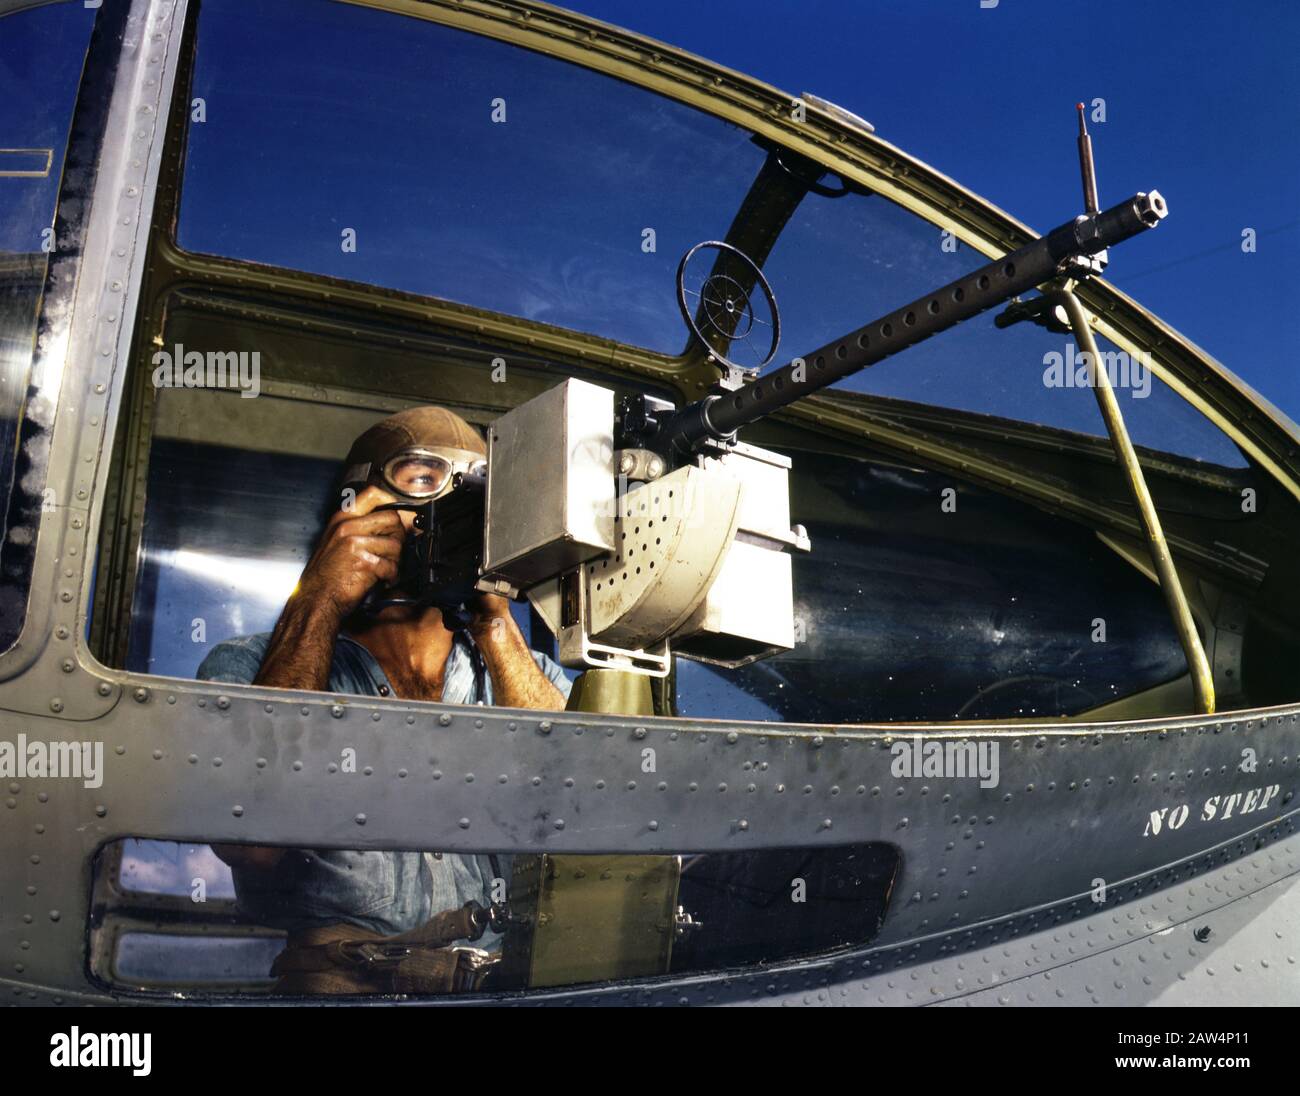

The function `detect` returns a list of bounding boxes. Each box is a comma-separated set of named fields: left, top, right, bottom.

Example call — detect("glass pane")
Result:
left=0, top=3, right=92, bottom=252
left=176, top=0, right=1246, bottom=472
left=763, top=189, right=1247, bottom=468
left=179, top=0, right=762, bottom=355
left=92, top=838, right=896, bottom=995
left=114, top=932, right=285, bottom=986
left=125, top=392, right=557, bottom=678
left=119, top=838, right=236, bottom=899
left=820, top=301, right=1247, bottom=469
left=0, top=2, right=96, bottom=650
left=677, top=448, right=1189, bottom=723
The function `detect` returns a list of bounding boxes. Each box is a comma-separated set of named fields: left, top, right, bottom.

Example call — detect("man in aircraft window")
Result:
left=196, top=406, right=570, bottom=994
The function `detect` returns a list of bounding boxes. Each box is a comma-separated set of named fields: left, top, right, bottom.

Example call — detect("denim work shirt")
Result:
left=197, top=630, right=571, bottom=945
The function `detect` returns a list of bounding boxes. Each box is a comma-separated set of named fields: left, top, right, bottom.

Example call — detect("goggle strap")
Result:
left=341, top=461, right=372, bottom=488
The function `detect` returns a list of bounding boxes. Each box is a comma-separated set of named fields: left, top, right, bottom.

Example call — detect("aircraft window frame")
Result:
left=93, top=262, right=1262, bottom=728
left=87, top=836, right=901, bottom=996
left=92, top=0, right=1289, bottom=723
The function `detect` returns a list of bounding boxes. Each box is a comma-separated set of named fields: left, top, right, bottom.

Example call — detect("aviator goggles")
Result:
left=376, top=445, right=487, bottom=502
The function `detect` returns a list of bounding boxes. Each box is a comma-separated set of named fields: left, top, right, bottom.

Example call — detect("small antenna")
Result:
left=1076, top=102, right=1099, bottom=215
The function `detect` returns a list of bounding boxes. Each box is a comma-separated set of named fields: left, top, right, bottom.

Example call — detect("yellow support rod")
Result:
left=1050, top=289, right=1215, bottom=714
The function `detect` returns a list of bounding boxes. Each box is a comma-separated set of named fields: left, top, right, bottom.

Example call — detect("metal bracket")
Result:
left=1050, top=289, right=1215, bottom=714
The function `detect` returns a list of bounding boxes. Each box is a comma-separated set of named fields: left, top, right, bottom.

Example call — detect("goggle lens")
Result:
left=384, top=454, right=452, bottom=499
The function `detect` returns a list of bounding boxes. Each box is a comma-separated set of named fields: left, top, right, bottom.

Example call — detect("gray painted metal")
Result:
left=2, top=0, right=1299, bottom=1007
left=943, top=837, right=1300, bottom=1008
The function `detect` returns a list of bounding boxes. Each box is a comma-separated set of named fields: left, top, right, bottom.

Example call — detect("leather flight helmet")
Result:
left=341, top=406, right=487, bottom=503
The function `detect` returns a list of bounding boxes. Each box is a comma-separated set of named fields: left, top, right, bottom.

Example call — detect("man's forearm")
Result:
left=254, top=597, right=342, bottom=691
left=471, top=615, right=566, bottom=710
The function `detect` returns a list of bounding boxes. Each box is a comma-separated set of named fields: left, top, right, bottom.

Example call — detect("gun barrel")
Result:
left=655, top=191, right=1166, bottom=453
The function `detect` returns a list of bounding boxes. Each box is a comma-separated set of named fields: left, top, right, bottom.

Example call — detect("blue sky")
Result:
left=560, top=0, right=1300, bottom=423
left=5, top=0, right=1295, bottom=426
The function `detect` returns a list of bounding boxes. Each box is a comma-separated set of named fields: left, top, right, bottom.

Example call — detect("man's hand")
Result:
left=296, top=484, right=406, bottom=622
left=253, top=485, right=404, bottom=693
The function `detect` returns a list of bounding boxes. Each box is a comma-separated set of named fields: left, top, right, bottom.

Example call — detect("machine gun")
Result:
left=463, top=110, right=1171, bottom=683
left=404, top=108, right=1181, bottom=692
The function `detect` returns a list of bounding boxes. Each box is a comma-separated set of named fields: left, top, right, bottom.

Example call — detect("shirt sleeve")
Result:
left=195, top=634, right=271, bottom=685
left=530, top=649, right=574, bottom=700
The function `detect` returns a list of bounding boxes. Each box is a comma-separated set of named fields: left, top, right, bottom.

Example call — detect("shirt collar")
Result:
left=336, top=631, right=482, bottom=704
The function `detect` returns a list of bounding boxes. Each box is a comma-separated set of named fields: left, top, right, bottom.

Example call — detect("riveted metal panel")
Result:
left=4, top=678, right=1300, bottom=1002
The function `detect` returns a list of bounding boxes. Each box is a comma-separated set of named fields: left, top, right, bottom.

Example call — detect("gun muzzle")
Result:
left=1047, top=190, right=1168, bottom=263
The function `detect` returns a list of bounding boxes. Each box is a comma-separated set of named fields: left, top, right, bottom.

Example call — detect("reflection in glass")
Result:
left=0, top=3, right=96, bottom=650
left=678, top=451, right=1189, bottom=723
left=92, top=839, right=897, bottom=996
